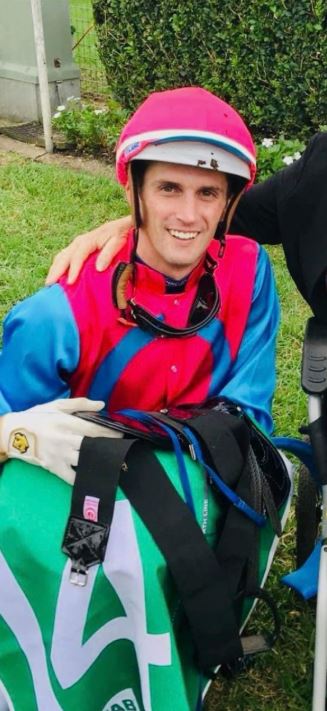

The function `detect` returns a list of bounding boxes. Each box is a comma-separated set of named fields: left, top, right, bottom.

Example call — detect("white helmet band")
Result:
left=131, top=140, right=250, bottom=180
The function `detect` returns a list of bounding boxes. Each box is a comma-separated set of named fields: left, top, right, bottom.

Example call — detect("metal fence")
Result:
left=68, top=0, right=107, bottom=99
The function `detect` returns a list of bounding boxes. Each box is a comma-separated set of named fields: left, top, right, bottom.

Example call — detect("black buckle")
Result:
left=62, top=515, right=110, bottom=587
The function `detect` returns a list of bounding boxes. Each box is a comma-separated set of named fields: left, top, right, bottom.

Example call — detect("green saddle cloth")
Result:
left=0, top=450, right=287, bottom=711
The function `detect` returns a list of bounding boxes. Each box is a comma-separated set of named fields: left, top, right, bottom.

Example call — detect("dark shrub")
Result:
left=92, top=0, right=327, bottom=138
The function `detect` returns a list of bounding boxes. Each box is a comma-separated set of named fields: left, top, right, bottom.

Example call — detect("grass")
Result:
left=0, top=151, right=314, bottom=709
left=0, top=152, right=125, bottom=320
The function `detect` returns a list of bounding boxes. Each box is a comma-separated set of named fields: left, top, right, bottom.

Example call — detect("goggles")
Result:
left=113, top=252, right=220, bottom=338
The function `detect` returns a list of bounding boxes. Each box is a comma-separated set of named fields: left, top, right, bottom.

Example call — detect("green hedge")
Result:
left=92, top=0, right=327, bottom=138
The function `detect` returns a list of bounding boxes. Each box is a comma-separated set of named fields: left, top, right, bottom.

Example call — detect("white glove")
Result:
left=0, top=398, right=122, bottom=485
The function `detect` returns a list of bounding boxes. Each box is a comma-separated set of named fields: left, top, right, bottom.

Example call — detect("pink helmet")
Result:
left=116, top=87, right=256, bottom=188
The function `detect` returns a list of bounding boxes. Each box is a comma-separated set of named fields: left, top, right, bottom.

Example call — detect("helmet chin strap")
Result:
left=128, top=163, right=142, bottom=231
left=214, top=188, right=246, bottom=256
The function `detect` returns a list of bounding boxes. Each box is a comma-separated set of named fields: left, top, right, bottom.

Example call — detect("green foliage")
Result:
left=257, top=136, right=306, bottom=182
left=52, top=97, right=128, bottom=156
left=92, top=0, right=327, bottom=138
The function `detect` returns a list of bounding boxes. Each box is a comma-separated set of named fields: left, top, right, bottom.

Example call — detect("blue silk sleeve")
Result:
left=0, top=285, right=80, bottom=414
left=220, top=247, right=279, bottom=434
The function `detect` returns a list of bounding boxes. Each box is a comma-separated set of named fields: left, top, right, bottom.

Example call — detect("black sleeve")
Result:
left=230, top=171, right=280, bottom=245
left=231, top=133, right=327, bottom=321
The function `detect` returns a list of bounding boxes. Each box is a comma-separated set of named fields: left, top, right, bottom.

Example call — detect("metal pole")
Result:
left=312, top=532, right=327, bottom=710
left=30, top=0, right=53, bottom=153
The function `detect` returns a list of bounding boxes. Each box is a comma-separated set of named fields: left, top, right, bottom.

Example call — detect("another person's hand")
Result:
left=45, top=216, right=132, bottom=286
left=0, top=397, right=122, bottom=485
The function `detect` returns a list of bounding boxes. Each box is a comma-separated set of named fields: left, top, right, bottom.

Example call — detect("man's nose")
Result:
left=177, top=193, right=197, bottom=225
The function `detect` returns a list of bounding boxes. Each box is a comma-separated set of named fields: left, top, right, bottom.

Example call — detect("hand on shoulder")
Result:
left=45, top=215, right=132, bottom=285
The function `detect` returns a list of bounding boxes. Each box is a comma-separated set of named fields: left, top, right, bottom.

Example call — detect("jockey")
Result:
left=0, top=86, right=279, bottom=481
left=0, top=88, right=291, bottom=711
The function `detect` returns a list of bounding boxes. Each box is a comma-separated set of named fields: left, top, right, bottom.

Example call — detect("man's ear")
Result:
left=126, top=164, right=141, bottom=227
left=125, top=181, right=132, bottom=207
left=225, top=188, right=245, bottom=232
left=214, top=188, right=246, bottom=241
left=221, top=194, right=231, bottom=221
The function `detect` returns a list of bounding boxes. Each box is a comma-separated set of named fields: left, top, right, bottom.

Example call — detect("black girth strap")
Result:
left=62, top=436, right=137, bottom=585
left=149, top=409, right=281, bottom=645
left=119, top=440, right=243, bottom=671
left=152, top=408, right=250, bottom=490
left=179, top=409, right=250, bottom=488
left=177, top=411, right=282, bottom=659
left=151, top=411, right=259, bottom=592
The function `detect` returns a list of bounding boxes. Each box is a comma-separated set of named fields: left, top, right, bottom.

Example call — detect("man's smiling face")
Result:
left=126, top=161, right=229, bottom=279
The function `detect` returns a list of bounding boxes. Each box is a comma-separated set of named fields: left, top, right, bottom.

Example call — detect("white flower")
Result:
left=283, top=156, right=294, bottom=165
left=53, top=112, right=61, bottom=118
left=293, top=151, right=301, bottom=160
left=56, top=105, right=66, bottom=112
left=94, top=108, right=106, bottom=115
left=262, top=138, right=273, bottom=148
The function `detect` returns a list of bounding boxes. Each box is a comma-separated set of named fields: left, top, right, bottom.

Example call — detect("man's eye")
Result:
left=201, top=188, right=217, bottom=198
left=159, top=183, right=178, bottom=193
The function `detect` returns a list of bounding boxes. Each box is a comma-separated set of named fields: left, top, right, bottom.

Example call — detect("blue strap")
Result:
left=119, top=409, right=196, bottom=515
left=182, top=425, right=266, bottom=528
left=282, top=540, right=320, bottom=599
left=118, top=409, right=265, bottom=526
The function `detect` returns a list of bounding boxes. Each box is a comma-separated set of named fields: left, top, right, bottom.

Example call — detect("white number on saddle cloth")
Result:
left=102, top=689, right=141, bottom=711
left=0, top=500, right=171, bottom=711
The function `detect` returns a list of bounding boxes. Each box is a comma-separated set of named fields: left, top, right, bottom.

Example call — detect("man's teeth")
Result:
left=168, top=230, right=197, bottom=240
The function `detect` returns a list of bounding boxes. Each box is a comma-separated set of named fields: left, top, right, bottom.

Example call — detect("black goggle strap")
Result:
left=113, top=266, right=219, bottom=335
left=128, top=263, right=220, bottom=337
left=62, top=436, right=137, bottom=586
left=128, top=289, right=219, bottom=337
left=188, top=276, right=217, bottom=322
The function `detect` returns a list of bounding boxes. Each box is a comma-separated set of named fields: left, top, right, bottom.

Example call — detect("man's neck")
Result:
left=135, top=254, right=189, bottom=293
